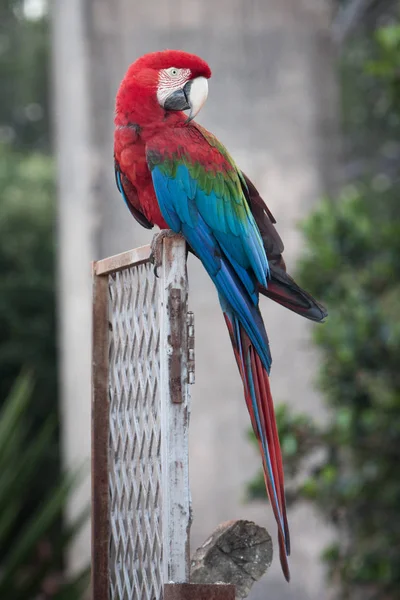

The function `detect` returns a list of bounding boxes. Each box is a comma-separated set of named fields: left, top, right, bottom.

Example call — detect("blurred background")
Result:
left=1, top=0, right=399, bottom=598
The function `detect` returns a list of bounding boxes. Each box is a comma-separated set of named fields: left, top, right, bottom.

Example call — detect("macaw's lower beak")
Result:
left=163, top=76, right=208, bottom=123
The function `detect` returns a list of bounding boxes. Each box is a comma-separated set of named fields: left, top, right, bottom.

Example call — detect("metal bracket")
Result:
left=187, top=311, right=195, bottom=385
left=168, top=288, right=184, bottom=403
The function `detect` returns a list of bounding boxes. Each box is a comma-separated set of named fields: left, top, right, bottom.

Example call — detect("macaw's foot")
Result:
left=150, top=229, right=183, bottom=277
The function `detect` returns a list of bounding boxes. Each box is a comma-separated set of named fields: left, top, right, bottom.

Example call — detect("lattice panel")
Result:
left=108, top=264, right=162, bottom=600
left=92, top=238, right=191, bottom=600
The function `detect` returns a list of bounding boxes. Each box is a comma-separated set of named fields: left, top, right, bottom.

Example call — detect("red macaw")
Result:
left=114, top=50, right=327, bottom=581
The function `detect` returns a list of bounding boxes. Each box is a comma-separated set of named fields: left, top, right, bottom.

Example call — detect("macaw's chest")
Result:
left=114, top=125, right=169, bottom=230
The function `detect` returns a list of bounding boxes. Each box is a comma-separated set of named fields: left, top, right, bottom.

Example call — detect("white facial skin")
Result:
left=157, top=67, right=208, bottom=121
left=156, top=67, right=192, bottom=105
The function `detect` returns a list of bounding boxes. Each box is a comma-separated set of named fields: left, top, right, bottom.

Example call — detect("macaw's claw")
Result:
left=150, top=229, right=180, bottom=277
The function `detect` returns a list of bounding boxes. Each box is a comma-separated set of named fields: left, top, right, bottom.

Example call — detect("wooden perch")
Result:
left=164, top=583, right=235, bottom=600
left=190, top=520, right=273, bottom=599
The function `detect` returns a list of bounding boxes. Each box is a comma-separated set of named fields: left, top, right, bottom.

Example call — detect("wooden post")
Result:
left=160, top=236, right=191, bottom=583
left=91, top=270, right=110, bottom=600
left=164, top=583, right=235, bottom=600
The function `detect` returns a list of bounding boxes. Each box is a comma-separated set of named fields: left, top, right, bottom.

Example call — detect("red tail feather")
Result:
left=224, top=314, right=291, bottom=580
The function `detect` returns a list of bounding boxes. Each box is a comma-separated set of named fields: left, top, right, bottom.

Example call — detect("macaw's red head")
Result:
left=115, top=50, right=212, bottom=125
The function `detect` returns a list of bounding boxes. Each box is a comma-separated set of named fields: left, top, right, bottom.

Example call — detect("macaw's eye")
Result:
left=167, top=67, right=180, bottom=77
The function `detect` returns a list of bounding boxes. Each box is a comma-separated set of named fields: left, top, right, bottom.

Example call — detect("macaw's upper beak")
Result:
left=163, top=76, right=208, bottom=123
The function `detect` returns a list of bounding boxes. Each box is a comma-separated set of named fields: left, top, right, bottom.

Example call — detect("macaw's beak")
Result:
left=163, top=76, right=208, bottom=123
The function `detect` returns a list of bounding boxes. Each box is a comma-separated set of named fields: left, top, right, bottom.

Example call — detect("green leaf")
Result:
left=0, top=376, right=89, bottom=598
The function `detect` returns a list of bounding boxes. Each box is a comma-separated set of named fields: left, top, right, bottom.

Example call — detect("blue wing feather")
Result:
left=150, top=164, right=272, bottom=372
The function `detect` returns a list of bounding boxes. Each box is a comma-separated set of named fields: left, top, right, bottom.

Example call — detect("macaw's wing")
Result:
left=114, top=159, right=154, bottom=229
left=241, top=171, right=328, bottom=322
left=146, top=136, right=291, bottom=578
left=145, top=140, right=272, bottom=373
left=240, top=172, right=284, bottom=267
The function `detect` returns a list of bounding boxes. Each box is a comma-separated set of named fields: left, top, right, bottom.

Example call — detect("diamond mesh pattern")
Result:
left=108, top=264, right=162, bottom=600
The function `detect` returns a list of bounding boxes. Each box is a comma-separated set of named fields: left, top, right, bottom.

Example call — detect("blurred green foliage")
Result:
left=248, top=19, right=400, bottom=600
left=0, top=0, right=80, bottom=591
left=0, top=144, right=59, bottom=549
left=0, top=144, right=56, bottom=408
left=0, top=0, right=50, bottom=151
left=0, top=374, right=89, bottom=599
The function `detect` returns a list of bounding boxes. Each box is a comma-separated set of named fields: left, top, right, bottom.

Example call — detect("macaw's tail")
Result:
left=259, top=266, right=327, bottom=323
left=223, top=309, right=291, bottom=582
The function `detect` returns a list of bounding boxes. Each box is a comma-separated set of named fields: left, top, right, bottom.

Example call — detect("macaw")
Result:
left=114, top=50, right=327, bottom=581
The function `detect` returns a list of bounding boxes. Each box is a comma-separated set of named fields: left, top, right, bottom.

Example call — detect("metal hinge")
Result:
left=187, top=312, right=195, bottom=385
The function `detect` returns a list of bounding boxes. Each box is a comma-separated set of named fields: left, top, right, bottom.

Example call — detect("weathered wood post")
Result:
left=92, top=236, right=194, bottom=599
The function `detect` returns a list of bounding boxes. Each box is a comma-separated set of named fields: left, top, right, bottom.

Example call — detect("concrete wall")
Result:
left=53, top=1, right=339, bottom=597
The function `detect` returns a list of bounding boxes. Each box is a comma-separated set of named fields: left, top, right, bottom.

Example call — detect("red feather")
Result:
left=224, top=314, right=291, bottom=581
left=132, top=50, right=211, bottom=79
